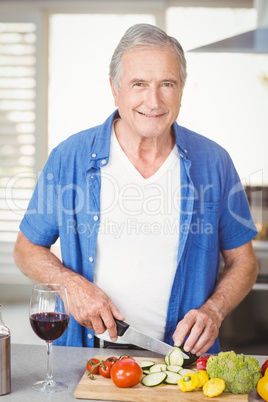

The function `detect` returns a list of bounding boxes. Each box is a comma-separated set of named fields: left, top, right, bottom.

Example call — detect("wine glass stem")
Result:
left=46, top=341, right=54, bottom=385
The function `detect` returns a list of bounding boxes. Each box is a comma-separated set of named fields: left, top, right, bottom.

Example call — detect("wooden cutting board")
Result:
left=74, top=355, right=248, bottom=401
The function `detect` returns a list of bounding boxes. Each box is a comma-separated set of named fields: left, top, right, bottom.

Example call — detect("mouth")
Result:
left=137, top=111, right=165, bottom=118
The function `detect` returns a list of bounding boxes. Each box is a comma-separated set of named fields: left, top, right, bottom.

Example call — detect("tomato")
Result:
left=110, top=358, right=143, bottom=388
left=105, top=356, right=118, bottom=366
left=119, top=355, right=135, bottom=361
left=87, top=358, right=100, bottom=374
left=99, top=360, right=114, bottom=378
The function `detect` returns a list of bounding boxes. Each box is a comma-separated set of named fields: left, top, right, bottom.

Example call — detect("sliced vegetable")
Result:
left=164, top=351, right=171, bottom=365
left=142, top=369, right=151, bottom=375
left=203, top=378, right=226, bottom=397
left=169, top=347, right=184, bottom=366
left=164, top=371, right=182, bottom=385
left=179, top=368, right=195, bottom=376
left=142, top=372, right=167, bottom=387
left=138, top=360, right=155, bottom=370
left=149, top=363, right=167, bottom=373
left=166, top=364, right=183, bottom=373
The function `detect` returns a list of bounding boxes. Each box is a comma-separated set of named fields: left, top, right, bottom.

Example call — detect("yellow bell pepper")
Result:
left=196, top=370, right=210, bottom=387
left=257, top=367, right=268, bottom=401
left=178, top=373, right=200, bottom=392
left=203, top=378, right=226, bottom=397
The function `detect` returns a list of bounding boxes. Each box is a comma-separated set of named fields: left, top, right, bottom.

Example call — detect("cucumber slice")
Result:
left=149, top=363, right=167, bottom=373
left=142, top=372, right=167, bottom=387
left=166, top=364, right=183, bottom=373
left=142, top=369, right=151, bottom=375
left=169, top=347, right=184, bottom=366
left=164, top=350, right=171, bottom=365
left=179, top=368, right=195, bottom=376
left=139, top=360, right=155, bottom=370
left=164, top=371, right=182, bottom=385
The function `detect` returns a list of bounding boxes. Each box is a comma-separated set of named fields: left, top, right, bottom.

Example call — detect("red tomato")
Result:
left=110, top=358, right=143, bottom=388
left=87, top=358, right=100, bottom=374
left=105, top=356, right=118, bottom=366
left=119, top=355, right=135, bottom=360
left=99, top=360, right=114, bottom=378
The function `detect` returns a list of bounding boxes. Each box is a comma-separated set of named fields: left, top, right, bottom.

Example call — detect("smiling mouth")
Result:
left=137, top=111, right=164, bottom=118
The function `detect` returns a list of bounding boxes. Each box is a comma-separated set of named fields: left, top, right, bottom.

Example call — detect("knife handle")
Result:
left=114, top=318, right=130, bottom=337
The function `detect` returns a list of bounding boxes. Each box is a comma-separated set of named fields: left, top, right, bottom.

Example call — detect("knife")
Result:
left=114, top=318, right=189, bottom=359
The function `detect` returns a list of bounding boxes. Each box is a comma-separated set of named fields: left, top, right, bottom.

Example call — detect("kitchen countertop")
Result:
left=1, top=344, right=266, bottom=401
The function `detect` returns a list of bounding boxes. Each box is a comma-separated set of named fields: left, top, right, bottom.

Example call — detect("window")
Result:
left=48, top=13, right=155, bottom=151
left=0, top=20, right=38, bottom=282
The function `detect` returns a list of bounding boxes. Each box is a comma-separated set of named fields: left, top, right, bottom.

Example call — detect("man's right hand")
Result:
left=13, top=231, right=124, bottom=342
left=66, top=275, right=125, bottom=341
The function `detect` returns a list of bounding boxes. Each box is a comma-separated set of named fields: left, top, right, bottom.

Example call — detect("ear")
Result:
left=109, top=77, right=119, bottom=107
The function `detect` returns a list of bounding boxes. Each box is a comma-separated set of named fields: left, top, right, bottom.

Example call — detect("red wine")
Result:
left=30, top=312, right=69, bottom=341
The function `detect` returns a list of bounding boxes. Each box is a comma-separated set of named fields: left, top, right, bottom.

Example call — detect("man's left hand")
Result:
left=172, top=302, right=222, bottom=356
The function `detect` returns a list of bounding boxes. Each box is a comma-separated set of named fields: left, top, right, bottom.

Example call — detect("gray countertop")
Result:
left=1, top=344, right=267, bottom=401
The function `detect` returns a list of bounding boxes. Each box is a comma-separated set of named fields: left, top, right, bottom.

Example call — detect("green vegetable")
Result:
left=206, top=350, right=262, bottom=394
left=180, top=344, right=198, bottom=367
left=141, top=372, right=167, bottom=387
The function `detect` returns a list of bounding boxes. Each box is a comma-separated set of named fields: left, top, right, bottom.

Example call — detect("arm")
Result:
left=172, top=240, right=258, bottom=356
left=13, top=231, right=124, bottom=341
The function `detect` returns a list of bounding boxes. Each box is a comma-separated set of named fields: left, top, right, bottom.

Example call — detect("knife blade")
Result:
left=114, top=318, right=189, bottom=359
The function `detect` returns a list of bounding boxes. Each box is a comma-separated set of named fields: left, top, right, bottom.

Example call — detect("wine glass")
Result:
left=29, top=283, right=70, bottom=393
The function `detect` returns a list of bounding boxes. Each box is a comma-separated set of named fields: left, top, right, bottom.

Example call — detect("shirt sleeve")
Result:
left=219, top=152, right=258, bottom=250
left=19, top=148, right=59, bottom=246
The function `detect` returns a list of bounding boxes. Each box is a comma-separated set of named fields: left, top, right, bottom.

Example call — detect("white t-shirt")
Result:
left=94, top=126, right=180, bottom=342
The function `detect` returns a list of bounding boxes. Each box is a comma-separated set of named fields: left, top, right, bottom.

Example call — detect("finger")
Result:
left=183, top=319, right=206, bottom=353
left=189, top=325, right=219, bottom=356
left=100, top=311, right=118, bottom=342
left=90, top=314, right=107, bottom=334
left=192, top=334, right=216, bottom=356
left=173, top=311, right=197, bottom=346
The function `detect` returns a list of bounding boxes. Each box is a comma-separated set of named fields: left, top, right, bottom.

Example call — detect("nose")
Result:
left=145, top=87, right=162, bottom=110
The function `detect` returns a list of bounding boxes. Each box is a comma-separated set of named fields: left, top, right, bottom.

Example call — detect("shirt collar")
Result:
left=87, top=110, right=189, bottom=170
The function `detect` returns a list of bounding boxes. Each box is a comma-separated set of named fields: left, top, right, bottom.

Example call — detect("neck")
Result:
left=113, top=120, right=175, bottom=178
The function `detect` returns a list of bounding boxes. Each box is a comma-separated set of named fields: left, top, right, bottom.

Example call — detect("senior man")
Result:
left=14, top=23, right=258, bottom=355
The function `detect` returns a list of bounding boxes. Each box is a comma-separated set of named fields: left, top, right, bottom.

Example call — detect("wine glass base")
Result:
left=32, top=380, right=68, bottom=393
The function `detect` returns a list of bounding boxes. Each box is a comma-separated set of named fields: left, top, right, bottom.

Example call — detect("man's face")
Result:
left=110, top=46, right=183, bottom=140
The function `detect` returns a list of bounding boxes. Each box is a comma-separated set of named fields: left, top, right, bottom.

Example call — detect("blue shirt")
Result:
left=20, top=110, right=257, bottom=352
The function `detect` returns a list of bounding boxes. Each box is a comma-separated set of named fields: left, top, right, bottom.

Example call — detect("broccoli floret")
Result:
left=206, top=351, right=261, bottom=394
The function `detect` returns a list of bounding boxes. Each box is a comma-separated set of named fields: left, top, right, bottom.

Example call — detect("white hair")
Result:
left=109, top=23, right=187, bottom=91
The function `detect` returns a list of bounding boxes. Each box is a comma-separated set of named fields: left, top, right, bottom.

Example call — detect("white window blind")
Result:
left=0, top=20, right=38, bottom=283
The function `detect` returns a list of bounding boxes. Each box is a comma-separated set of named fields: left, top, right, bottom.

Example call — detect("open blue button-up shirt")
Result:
left=20, top=110, right=257, bottom=352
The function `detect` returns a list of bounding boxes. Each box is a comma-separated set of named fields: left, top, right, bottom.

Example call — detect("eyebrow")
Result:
left=129, top=78, right=179, bottom=85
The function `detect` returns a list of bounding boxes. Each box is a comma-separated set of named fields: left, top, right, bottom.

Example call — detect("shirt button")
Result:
left=101, top=159, right=106, bottom=165
left=87, top=333, right=93, bottom=339
left=93, top=215, right=98, bottom=221
left=89, top=257, right=93, bottom=262
left=92, top=153, right=96, bottom=158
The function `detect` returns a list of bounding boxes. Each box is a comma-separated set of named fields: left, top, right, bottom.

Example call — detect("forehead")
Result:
left=121, top=46, right=181, bottom=78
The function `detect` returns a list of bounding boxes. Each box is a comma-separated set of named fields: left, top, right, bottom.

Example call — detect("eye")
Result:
left=162, top=82, right=173, bottom=87
left=133, top=82, right=145, bottom=87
